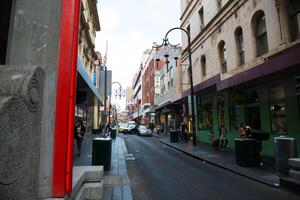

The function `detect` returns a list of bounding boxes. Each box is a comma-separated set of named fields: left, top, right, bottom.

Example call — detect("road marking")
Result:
left=124, top=153, right=135, bottom=160
left=125, top=157, right=135, bottom=161
left=124, top=153, right=134, bottom=157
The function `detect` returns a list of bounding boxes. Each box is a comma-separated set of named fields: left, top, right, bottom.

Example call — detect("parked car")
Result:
left=118, top=123, right=128, bottom=133
left=124, top=122, right=138, bottom=134
left=137, top=124, right=152, bottom=137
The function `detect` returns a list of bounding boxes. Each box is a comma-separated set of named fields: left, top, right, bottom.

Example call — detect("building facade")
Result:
left=125, top=86, right=134, bottom=120
left=0, top=0, right=104, bottom=198
left=77, top=0, right=101, bottom=133
left=180, top=0, right=300, bottom=157
left=132, top=65, right=143, bottom=123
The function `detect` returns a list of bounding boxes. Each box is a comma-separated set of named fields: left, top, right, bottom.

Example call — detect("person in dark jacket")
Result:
left=180, top=120, right=188, bottom=142
left=74, top=120, right=86, bottom=156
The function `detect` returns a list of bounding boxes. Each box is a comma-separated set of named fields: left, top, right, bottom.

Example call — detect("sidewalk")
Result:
left=157, top=135, right=279, bottom=188
left=73, top=132, right=133, bottom=200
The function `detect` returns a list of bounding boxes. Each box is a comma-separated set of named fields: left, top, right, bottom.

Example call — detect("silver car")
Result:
left=137, top=125, right=152, bottom=136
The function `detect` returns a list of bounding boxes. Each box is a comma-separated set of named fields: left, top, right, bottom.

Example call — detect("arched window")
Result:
left=217, top=0, right=223, bottom=10
left=201, top=55, right=206, bottom=76
left=289, top=0, right=300, bottom=40
left=252, top=11, right=269, bottom=56
left=235, top=27, right=245, bottom=66
left=218, top=41, right=227, bottom=73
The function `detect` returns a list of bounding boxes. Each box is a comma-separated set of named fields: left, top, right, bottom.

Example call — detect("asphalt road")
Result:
left=123, top=134, right=299, bottom=200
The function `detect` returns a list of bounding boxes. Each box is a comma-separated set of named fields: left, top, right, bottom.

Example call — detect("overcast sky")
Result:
left=95, top=0, right=181, bottom=110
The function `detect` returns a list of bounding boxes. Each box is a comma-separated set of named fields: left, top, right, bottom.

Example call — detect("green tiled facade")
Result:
left=196, top=78, right=300, bottom=157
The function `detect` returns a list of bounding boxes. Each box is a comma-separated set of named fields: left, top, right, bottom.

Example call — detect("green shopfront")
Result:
left=195, top=46, right=300, bottom=157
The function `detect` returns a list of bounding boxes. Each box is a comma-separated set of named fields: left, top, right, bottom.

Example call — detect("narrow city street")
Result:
left=123, top=135, right=299, bottom=200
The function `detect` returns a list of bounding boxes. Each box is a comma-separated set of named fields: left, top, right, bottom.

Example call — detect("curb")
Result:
left=152, top=134, right=168, bottom=138
left=159, top=140, right=279, bottom=189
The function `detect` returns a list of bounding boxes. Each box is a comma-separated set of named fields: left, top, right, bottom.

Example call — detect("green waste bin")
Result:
left=92, top=138, right=112, bottom=170
left=170, top=130, right=179, bottom=143
left=110, top=128, right=116, bottom=139
left=235, top=138, right=260, bottom=167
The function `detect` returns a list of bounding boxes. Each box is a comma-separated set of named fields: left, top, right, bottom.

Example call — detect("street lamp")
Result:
left=155, top=27, right=197, bottom=146
left=100, top=64, right=108, bottom=129
left=109, top=81, right=125, bottom=128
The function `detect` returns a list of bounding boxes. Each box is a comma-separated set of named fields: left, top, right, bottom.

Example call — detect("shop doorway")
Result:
left=245, top=91, right=261, bottom=130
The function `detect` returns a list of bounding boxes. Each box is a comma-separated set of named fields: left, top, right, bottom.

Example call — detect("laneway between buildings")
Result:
left=124, top=134, right=299, bottom=200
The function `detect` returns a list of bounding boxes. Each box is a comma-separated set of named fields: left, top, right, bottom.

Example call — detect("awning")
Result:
left=77, top=59, right=103, bottom=105
left=155, top=100, right=171, bottom=111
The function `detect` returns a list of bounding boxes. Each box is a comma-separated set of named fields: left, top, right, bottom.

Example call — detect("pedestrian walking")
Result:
left=180, top=120, right=188, bottom=142
left=209, top=129, right=220, bottom=150
left=149, top=122, right=155, bottom=133
left=219, top=122, right=228, bottom=151
left=160, top=122, right=165, bottom=134
left=74, top=119, right=86, bottom=156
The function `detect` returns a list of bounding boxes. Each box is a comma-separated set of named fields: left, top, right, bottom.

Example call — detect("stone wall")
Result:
left=0, top=65, right=44, bottom=200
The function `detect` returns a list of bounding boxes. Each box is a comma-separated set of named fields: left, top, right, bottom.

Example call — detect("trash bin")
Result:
left=111, top=128, right=116, bottom=139
left=235, top=138, right=260, bottom=167
left=170, top=130, right=179, bottom=143
left=274, top=136, right=297, bottom=176
left=92, top=137, right=112, bottom=170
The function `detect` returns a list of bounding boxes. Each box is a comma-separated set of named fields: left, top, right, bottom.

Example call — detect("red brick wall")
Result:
left=142, top=59, right=164, bottom=106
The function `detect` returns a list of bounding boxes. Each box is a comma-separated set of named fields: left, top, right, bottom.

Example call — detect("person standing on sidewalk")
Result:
left=219, top=122, right=228, bottom=151
left=180, top=120, right=188, bottom=142
left=74, top=119, right=86, bottom=156
left=239, top=123, right=247, bottom=138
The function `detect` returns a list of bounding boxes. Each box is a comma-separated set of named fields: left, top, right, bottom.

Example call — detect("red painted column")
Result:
left=66, top=0, right=80, bottom=194
left=52, top=0, right=80, bottom=197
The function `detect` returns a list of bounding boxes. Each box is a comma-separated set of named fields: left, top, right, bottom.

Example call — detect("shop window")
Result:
left=269, top=86, right=287, bottom=134
left=197, top=95, right=213, bottom=130
left=229, top=91, right=247, bottom=131
left=289, top=0, right=300, bottom=40
left=252, top=11, right=269, bottom=57
left=245, top=91, right=261, bottom=130
left=229, top=103, right=239, bottom=131
left=218, top=41, right=227, bottom=73
left=217, top=97, right=225, bottom=126
left=235, top=27, right=245, bottom=66
left=0, top=1, right=13, bottom=64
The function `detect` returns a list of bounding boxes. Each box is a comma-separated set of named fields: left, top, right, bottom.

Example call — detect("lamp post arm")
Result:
left=164, top=26, right=197, bottom=146
left=112, top=81, right=122, bottom=89
left=164, top=27, right=190, bottom=42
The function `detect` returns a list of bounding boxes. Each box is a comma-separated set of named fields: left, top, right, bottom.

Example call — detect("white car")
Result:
left=137, top=125, right=152, bottom=137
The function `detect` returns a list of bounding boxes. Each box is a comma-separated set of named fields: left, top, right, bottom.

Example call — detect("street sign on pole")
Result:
left=188, top=95, right=197, bottom=116
left=99, top=70, right=112, bottom=96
